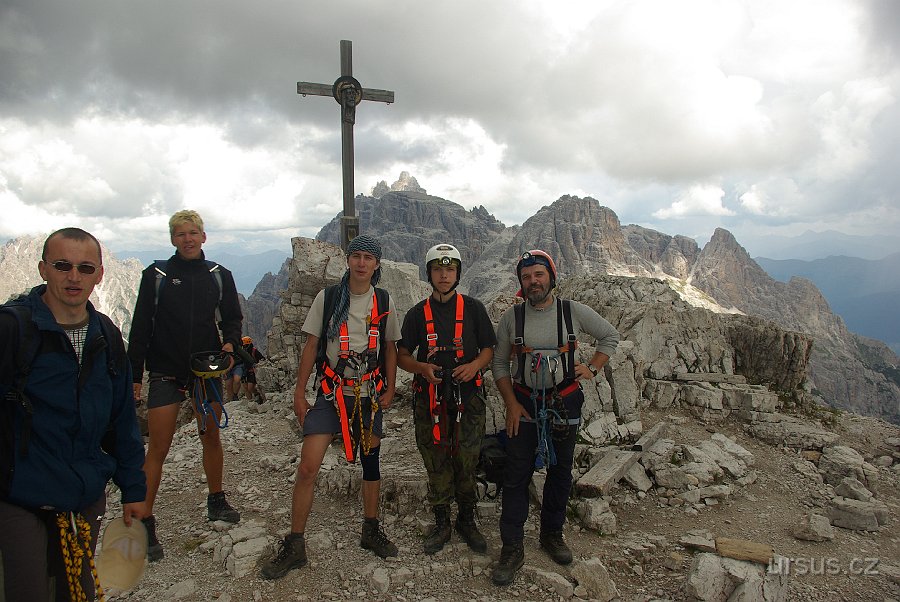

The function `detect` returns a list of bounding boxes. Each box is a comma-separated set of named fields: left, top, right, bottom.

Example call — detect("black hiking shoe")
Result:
left=455, top=504, right=487, bottom=554
left=423, top=505, right=451, bottom=554
left=539, top=529, right=573, bottom=565
left=491, top=542, right=524, bottom=586
left=207, top=491, right=241, bottom=523
left=142, top=515, right=164, bottom=562
left=360, top=518, right=398, bottom=558
left=260, top=533, right=307, bottom=580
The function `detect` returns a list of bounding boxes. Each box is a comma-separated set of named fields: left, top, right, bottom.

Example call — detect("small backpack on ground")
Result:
left=476, top=431, right=508, bottom=500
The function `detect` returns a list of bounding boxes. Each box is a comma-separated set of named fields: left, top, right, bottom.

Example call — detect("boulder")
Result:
left=819, top=445, right=879, bottom=493
left=571, top=557, right=619, bottom=602
left=792, top=512, right=834, bottom=542
left=684, top=552, right=789, bottom=601
left=574, top=498, right=618, bottom=534
left=827, top=496, right=889, bottom=531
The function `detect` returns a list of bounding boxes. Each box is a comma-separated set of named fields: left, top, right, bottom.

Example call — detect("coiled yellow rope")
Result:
left=55, top=512, right=105, bottom=602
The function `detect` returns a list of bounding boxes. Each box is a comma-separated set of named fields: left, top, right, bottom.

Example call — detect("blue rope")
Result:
left=193, top=376, right=229, bottom=432
left=530, top=352, right=564, bottom=469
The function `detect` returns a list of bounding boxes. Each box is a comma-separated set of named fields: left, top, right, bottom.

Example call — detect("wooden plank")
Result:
left=673, top=372, right=747, bottom=384
left=575, top=450, right=638, bottom=497
left=715, top=537, right=774, bottom=565
left=360, top=88, right=395, bottom=103
left=631, top=421, right=667, bottom=452
left=297, top=82, right=334, bottom=97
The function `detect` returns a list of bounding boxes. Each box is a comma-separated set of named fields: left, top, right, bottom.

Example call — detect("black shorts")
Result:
left=303, top=393, right=383, bottom=438
left=147, top=374, right=223, bottom=409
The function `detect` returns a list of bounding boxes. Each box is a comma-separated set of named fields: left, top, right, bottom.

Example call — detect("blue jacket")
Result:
left=0, top=286, right=146, bottom=512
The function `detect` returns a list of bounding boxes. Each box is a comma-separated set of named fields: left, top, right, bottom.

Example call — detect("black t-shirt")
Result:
left=399, top=292, right=497, bottom=400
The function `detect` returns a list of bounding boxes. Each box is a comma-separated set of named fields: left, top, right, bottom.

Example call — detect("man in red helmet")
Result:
left=490, top=249, right=619, bottom=586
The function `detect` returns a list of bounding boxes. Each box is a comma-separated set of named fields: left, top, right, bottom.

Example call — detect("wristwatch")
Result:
left=587, top=363, right=599, bottom=378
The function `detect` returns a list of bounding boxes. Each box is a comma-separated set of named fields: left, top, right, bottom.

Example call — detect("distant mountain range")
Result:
left=756, top=253, right=900, bottom=354
left=3, top=193, right=897, bottom=422
left=314, top=190, right=899, bottom=424
left=746, top=230, right=900, bottom=261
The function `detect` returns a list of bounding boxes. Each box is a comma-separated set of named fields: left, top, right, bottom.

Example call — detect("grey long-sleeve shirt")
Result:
left=492, top=296, right=620, bottom=389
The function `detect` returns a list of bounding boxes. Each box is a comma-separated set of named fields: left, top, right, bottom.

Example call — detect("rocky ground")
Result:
left=99, top=389, right=900, bottom=602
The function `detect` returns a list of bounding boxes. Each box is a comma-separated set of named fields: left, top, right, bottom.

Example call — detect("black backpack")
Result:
left=0, top=302, right=127, bottom=459
left=153, top=259, right=223, bottom=321
left=476, top=432, right=508, bottom=500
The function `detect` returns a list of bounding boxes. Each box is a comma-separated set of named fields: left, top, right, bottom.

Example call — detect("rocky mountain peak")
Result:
left=371, top=171, right=426, bottom=198
left=316, top=190, right=508, bottom=282
left=622, top=225, right=701, bottom=280
left=0, top=235, right=143, bottom=339
left=511, top=195, right=633, bottom=276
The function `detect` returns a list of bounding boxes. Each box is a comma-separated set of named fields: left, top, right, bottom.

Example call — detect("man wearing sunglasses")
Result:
left=491, top=249, right=619, bottom=586
left=0, top=228, right=147, bottom=601
left=127, top=210, right=243, bottom=562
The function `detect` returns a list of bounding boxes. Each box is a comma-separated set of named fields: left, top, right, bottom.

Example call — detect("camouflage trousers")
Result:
left=414, top=388, right=486, bottom=507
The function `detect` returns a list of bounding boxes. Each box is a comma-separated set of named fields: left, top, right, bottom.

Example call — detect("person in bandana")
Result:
left=261, top=235, right=401, bottom=580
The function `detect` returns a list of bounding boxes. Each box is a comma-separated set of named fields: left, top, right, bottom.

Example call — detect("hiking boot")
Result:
left=455, top=503, right=487, bottom=554
left=491, top=542, right=524, bottom=586
left=423, top=504, right=451, bottom=554
left=260, top=533, right=307, bottom=580
left=539, top=529, right=573, bottom=565
left=360, top=518, right=398, bottom=559
left=207, top=491, right=241, bottom=523
left=142, top=515, right=164, bottom=562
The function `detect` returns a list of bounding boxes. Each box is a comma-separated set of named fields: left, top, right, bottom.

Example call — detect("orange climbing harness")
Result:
left=319, top=291, right=389, bottom=462
left=421, top=294, right=482, bottom=453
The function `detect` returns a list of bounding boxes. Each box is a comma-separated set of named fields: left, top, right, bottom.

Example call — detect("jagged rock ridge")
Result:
left=311, top=189, right=898, bottom=423
left=0, top=235, right=144, bottom=340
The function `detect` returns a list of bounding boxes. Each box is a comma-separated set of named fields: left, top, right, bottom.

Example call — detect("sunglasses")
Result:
left=47, top=260, right=99, bottom=275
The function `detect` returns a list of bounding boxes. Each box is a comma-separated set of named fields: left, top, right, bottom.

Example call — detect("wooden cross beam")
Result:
left=297, top=40, right=395, bottom=250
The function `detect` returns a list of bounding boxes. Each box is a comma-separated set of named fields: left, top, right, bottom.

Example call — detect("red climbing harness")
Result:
left=421, top=294, right=482, bottom=453
left=319, top=290, right=390, bottom=462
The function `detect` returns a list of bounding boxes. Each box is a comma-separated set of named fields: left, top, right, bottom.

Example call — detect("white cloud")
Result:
left=739, top=179, right=801, bottom=217
left=0, top=0, right=898, bottom=254
left=653, top=184, right=735, bottom=219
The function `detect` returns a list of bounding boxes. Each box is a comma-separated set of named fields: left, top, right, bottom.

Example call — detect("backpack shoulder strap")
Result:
left=317, top=285, right=341, bottom=367
left=152, top=259, right=168, bottom=309
left=97, top=312, right=127, bottom=378
left=204, top=260, right=224, bottom=323
left=204, top=260, right=224, bottom=305
left=1, top=304, right=40, bottom=455
left=374, top=287, right=390, bottom=363
left=512, top=302, right=526, bottom=382
left=559, top=298, right=576, bottom=380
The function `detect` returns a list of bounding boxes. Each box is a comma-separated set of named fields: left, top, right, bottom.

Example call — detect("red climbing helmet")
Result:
left=516, top=249, right=557, bottom=291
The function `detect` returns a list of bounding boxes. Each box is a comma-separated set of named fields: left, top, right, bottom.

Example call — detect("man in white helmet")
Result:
left=398, top=244, right=497, bottom=555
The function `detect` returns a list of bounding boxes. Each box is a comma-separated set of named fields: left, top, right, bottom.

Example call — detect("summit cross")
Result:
left=297, top=39, right=395, bottom=250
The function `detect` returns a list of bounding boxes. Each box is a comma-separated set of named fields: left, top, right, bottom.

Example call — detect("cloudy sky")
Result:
left=1, top=0, right=898, bottom=257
